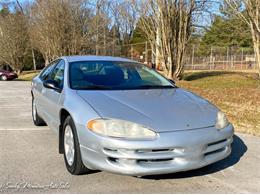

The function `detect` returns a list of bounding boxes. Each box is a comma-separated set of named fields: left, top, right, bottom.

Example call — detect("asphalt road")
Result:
left=0, top=81, right=260, bottom=193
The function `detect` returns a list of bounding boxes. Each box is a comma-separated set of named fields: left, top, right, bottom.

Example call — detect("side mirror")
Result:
left=43, top=80, right=61, bottom=93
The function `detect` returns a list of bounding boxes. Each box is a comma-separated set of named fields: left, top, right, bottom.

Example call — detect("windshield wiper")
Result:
left=76, top=85, right=113, bottom=90
left=75, top=85, right=176, bottom=90
left=133, top=85, right=175, bottom=89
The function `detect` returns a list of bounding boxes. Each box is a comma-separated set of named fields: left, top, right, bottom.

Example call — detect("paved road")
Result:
left=0, top=81, right=260, bottom=193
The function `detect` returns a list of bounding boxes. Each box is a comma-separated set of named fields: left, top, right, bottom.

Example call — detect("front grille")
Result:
left=107, top=157, right=118, bottom=162
left=136, top=148, right=175, bottom=153
left=104, top=147, right=184, bottom=166
left=204, top=138, right=229, bottom=157
left=204, top=147, right=226, bottom=156
left=208, top=139, right=227, bottom=147
left=104, top=148, right=117, bottom=152
left=137, top=158, right=173, bottom=163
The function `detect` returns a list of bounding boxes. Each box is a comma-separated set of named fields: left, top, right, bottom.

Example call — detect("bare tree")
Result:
left=0, top=5, right=29, bottom=74
left=110, top=0, right=137, bottom=45
left=89, top=0, right=112, bottom=56
left=225, top=0, right=260, bottom=78
left=29, top=0, right=92, bottom=65
left=135, top=0, right=207, bottom=80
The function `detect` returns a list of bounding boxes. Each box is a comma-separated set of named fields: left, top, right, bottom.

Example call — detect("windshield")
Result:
left=69, top=61, right=175, bottom=90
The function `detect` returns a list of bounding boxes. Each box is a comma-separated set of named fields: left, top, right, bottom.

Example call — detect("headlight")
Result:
left=215, top=111, right=229, bottom=129
left=87, top=118, right=157, bottom=139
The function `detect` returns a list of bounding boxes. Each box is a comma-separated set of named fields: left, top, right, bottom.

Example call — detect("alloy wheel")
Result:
left=32, top=99, right=37, bottom=121
left=64, top=125, right=75, bottom=166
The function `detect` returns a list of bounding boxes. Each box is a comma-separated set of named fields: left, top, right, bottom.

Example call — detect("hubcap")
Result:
left=32, top=100, right=37, bottom=121
left=64, top=125, right=75, bottom=166
left=1, top=75, right=7, bottom=81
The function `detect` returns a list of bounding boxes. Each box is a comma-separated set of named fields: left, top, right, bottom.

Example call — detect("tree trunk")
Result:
left=14, top=69, right=21, bottom=75
left=103, top=26, right=106, bottom=56
left=44, top=54, right=50, bottom=66
left=155, top=28, right=161, bottom=70
left=155, top=44, right=161, bottom=70
left=167, top=56, right=173, bottom=79
left=32, top=48, right=36, bottom=70
left=250, top=23, right=260, bottom=79
left=253, top=41, right=260, bottom=79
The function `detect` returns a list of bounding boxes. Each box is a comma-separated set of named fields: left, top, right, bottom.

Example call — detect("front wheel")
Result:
left=63, top=116, right=89, bottom=175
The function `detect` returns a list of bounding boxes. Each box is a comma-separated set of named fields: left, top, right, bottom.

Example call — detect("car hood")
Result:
left=77, top=88, right=218, bottom=132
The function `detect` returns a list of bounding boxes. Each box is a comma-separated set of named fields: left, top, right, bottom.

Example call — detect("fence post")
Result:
left=226, top=47, right=229, bottom=70
left=241, top=48, right=243, bottom=70
left=210, top=46, right=213, bottom=70
left=213, top=57, right=215, bottom=69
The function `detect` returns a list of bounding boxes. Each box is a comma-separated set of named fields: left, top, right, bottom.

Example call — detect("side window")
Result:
left=48, top=60, right=65, bottom=89
left=40, top=60, right=60, bottom=81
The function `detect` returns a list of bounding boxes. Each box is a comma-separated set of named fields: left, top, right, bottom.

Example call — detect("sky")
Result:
left=195, top=1, right=222, bottom=28
left=0, top=0, right=222, bottom=30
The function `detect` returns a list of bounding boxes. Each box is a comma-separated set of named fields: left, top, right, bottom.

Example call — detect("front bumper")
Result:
left=78, top=124, right=234, bottom=176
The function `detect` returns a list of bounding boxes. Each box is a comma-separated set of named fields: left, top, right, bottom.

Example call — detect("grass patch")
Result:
left=178, top=71, right=260, bottom=136
left=17, top=70, right=40, bottom=81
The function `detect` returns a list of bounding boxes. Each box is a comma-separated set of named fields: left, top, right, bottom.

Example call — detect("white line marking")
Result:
left=0, top=127, right=49, bottom=131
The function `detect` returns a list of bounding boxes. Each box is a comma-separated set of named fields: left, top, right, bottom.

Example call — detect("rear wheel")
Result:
left=0, top=75, right=7, bottom=81
left=32, top=97, right=46, bottom=126
left=63, top=116, right=89, bottom=175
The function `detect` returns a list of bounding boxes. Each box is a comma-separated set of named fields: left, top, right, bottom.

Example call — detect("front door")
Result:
left=41, top=60, right=65, bottom=133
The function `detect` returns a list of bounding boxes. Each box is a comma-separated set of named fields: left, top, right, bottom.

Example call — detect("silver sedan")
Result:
left=31, top=56, right=234, bottom=176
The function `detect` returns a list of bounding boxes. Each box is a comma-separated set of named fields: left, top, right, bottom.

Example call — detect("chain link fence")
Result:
left=97, top=42, right=256, bottom=71
left=184, top=45, right=257, bottom=70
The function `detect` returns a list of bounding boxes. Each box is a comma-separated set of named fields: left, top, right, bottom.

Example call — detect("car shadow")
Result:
left=184, top=71, right=232, bottom=81
left=184, top=71, right=259, bottom=81
left=141, top=134, right=247, bottom=180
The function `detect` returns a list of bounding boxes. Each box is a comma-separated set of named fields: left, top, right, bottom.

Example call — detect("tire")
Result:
left=63, top=116, right=89, bottom=175
left=32, top=97, right=46, bottom=126
left=0, top=75, right=7, bottom=81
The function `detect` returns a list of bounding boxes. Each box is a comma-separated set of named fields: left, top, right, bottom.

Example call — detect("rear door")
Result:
left=41, top=60, right=65, bottom=133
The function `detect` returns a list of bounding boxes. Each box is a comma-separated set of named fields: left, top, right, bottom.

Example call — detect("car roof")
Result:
left=62, top=55, right=137, bottom=63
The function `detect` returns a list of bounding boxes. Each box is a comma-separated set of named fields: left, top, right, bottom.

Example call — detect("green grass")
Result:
left=178, top=71, right=260, bottom=136
left=17, top=70, right=40, bottom=81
